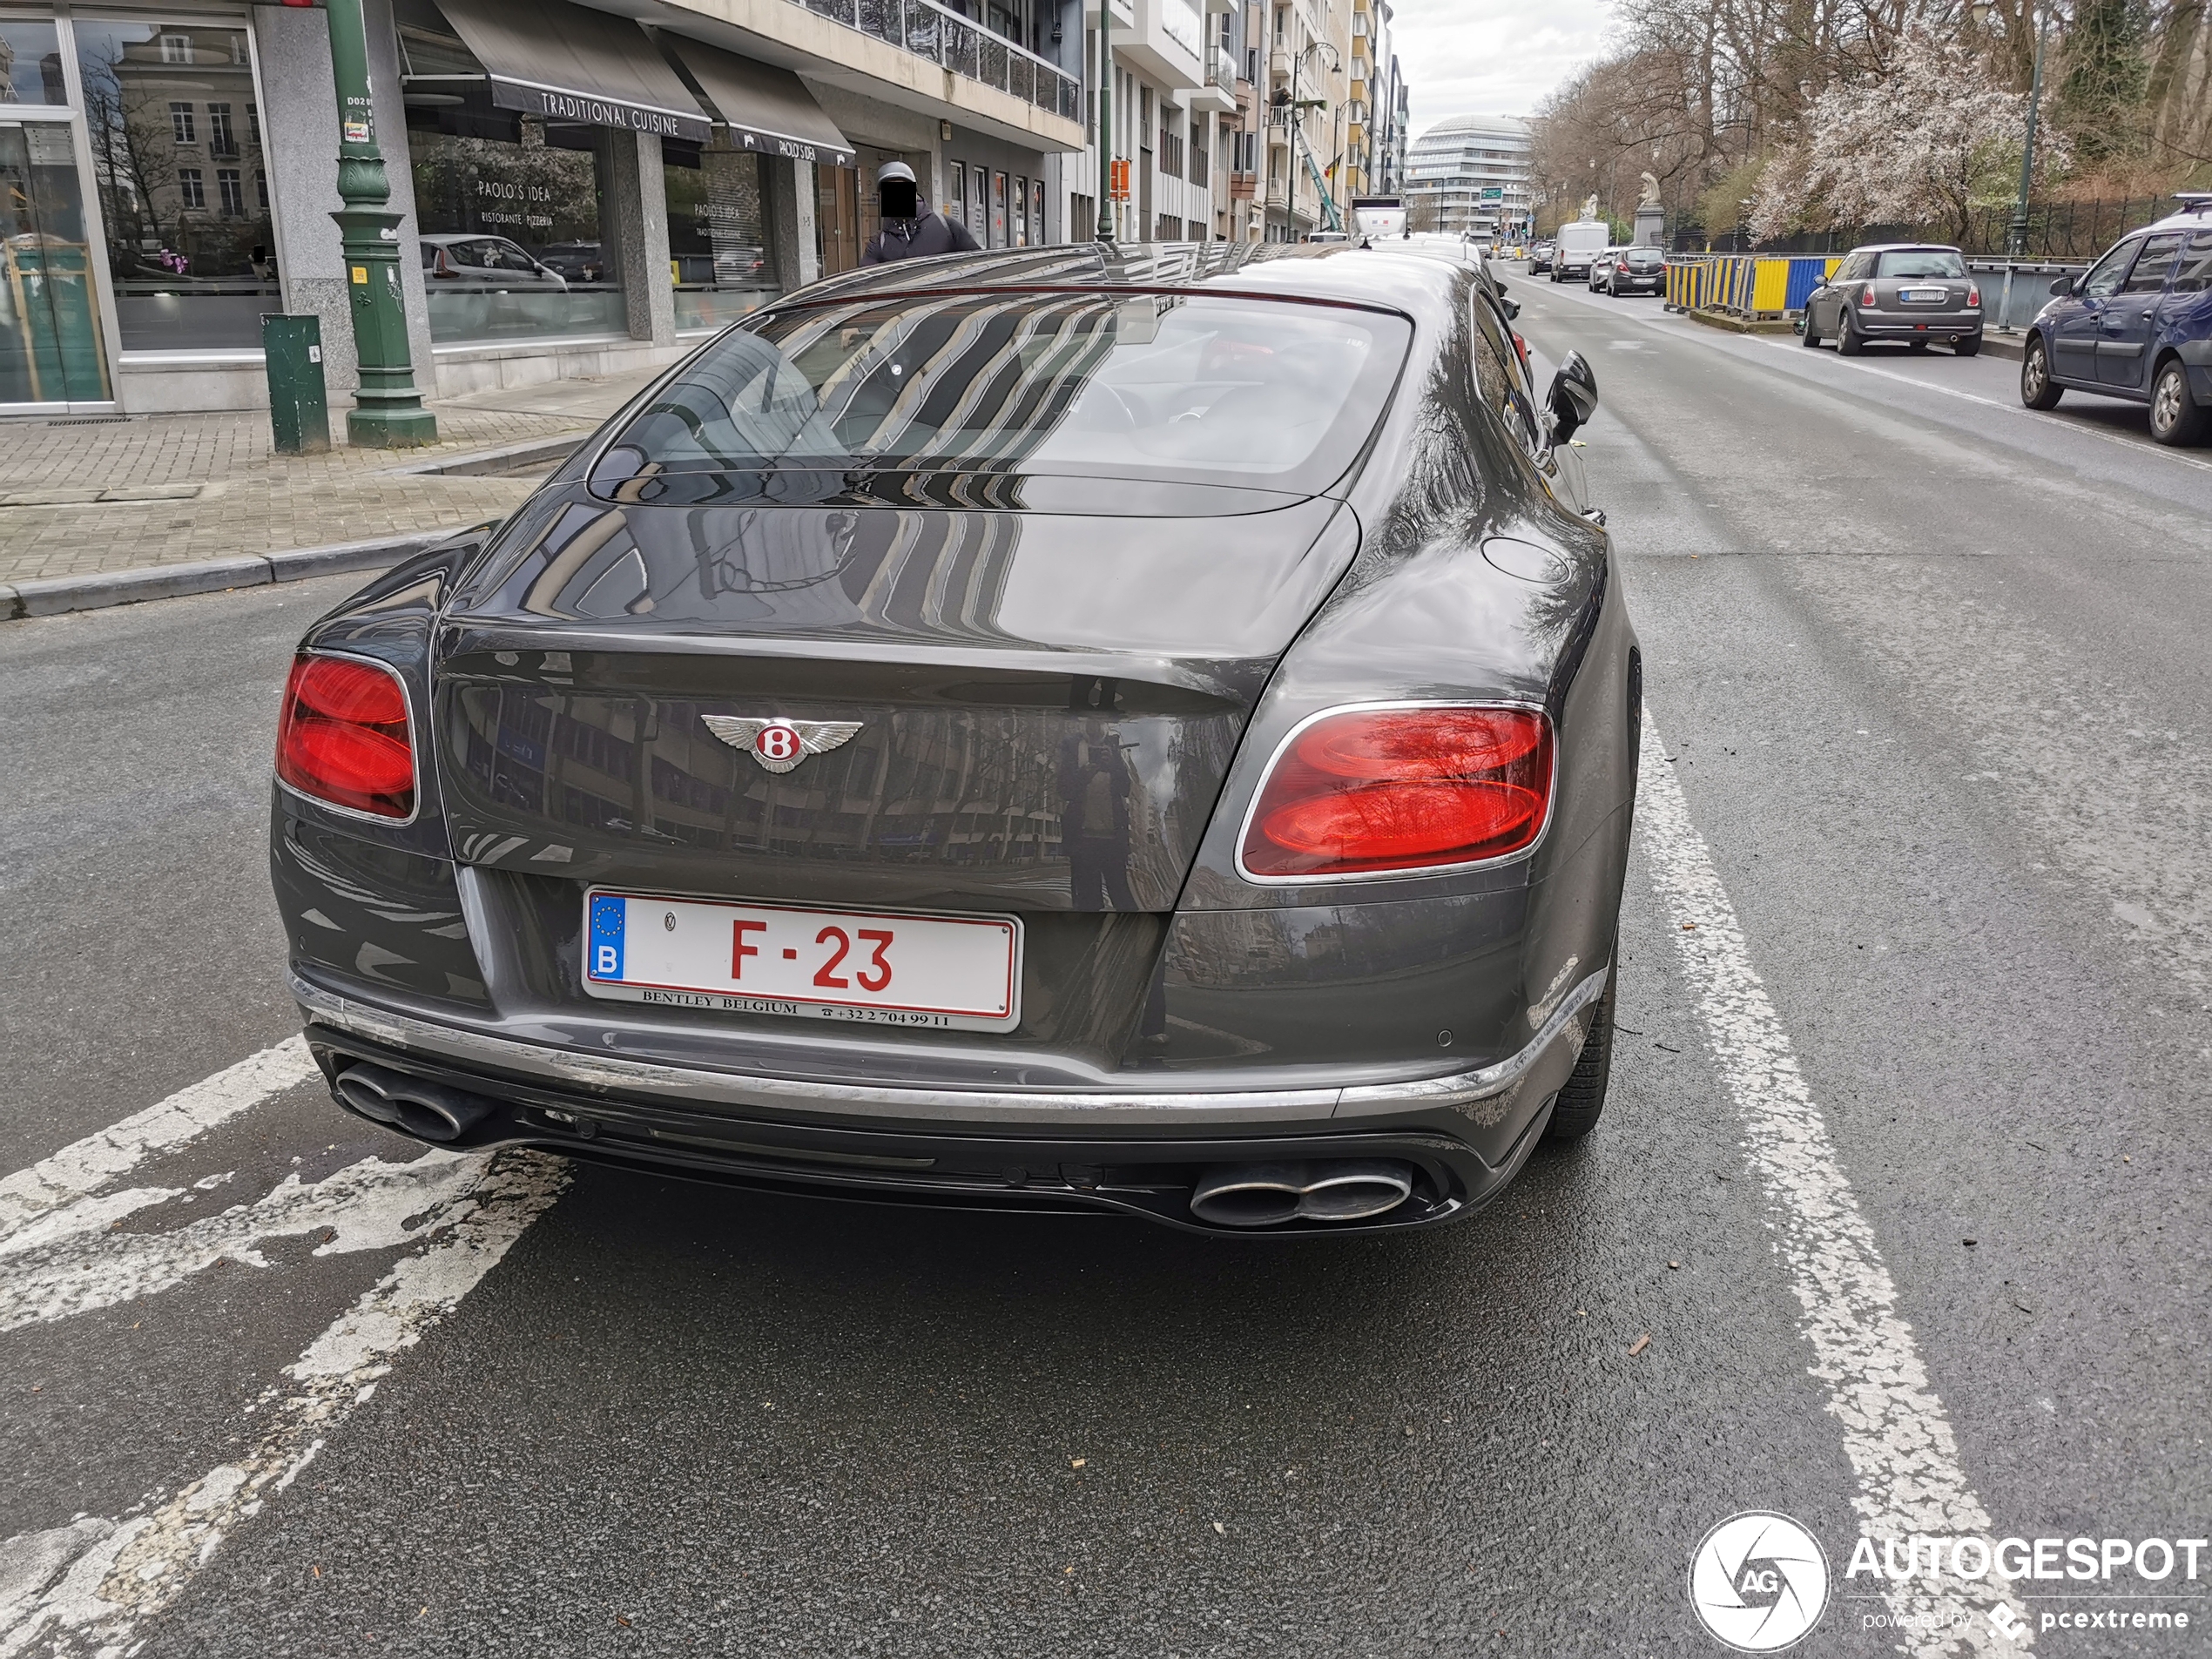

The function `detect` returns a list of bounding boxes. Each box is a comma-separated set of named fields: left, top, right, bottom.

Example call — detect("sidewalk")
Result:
left=0, top=369, right=658, bottom=590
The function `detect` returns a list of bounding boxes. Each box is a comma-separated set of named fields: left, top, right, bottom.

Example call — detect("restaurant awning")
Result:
left=664, top=39, right=855, bottom=169
left=430, top=0, right=713, bottom=144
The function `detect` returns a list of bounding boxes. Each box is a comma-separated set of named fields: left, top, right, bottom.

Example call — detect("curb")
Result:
left=3, top=529, right=462, bottom=622
left=1685, top=308, right=1797, bottom=335
left=384, top=433, right=584, bottom=477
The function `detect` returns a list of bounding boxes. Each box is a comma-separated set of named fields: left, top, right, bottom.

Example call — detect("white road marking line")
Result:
left=1637, top=711, right=2028, bottom=1657
left=1756, top=339, right=2212, bottom=475
left=0, top=1150, right=568, bottom=1659
left=0, top=1038, right=318, bottom=1246
left=0, top=1150, right=486, bottom=1335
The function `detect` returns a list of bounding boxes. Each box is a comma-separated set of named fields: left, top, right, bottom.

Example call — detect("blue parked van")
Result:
left=2020, top=193, right=2212, bottom=445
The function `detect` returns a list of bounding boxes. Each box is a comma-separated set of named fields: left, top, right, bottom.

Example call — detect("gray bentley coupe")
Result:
left=270, top=241, right=1638, bottom=1235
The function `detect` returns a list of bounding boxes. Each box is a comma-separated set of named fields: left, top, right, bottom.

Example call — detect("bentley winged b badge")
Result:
left=702, top=715, right=864, bottom=775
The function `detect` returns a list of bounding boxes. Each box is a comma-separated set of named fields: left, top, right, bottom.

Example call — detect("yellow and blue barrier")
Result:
left=1665, top=254, right=1841, bottom=320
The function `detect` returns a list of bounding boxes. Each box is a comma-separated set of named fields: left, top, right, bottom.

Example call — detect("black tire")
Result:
left=2020, top=335, right=2063, bottom=409
left=1954, top=334, right=1981, bottom=357
left=1908, top=339, right=1930, bottom=352
left=1543, top=953, right=1616, bottom=1142
left=1800, top=308, right=1822, bottom=347
left=1838, top=310, right=1865, bottom=355
left=2148, top=358, right=2211, bottom=446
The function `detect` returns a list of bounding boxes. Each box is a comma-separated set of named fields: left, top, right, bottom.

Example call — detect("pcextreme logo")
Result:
left=1689, top=1513, right=1831, bottom=1652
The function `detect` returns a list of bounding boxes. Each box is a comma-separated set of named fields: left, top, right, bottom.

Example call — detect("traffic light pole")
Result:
left=322, top=0, right=436, bottom=447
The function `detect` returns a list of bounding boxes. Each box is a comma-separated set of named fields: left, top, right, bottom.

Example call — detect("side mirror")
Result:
left=1548, top=350, right=1599, bottom=443
left=2050, top=275, right=2076, bottom=297
left=1500, top=294, right=1521, bottom=320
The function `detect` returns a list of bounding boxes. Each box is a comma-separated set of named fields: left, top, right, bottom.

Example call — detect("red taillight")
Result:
left=276, top=655, right=415, bottom=819
left=1861, top=285, right=1878, bottom=307
left=1241, top=705, right=1554, bottom=878
left=1966, top=283, right=1980, bottom=306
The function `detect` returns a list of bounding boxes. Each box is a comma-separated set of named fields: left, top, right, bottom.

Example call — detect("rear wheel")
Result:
left=1543, top=953, right=1616, bottom=1142
left=2149, top=358, right=2210, bottom=445
left=1800, top=308, right=1822, bottom=347
left=2021, top=335, right=2064, bottom=409
left=1838, top=310, right=1865, bottom=355
left=1954, top=334, right=1981, bottom=357
left=1908, top=338, right=1930, bottom=352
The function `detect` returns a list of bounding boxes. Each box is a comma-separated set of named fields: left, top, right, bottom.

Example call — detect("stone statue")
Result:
left=1581, top=193, right=1600, bottom=222
left=1639, top=171, right=1662, bottom=208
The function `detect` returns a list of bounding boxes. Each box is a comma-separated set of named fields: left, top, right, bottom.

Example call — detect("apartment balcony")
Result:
left=1189, top=45, right=1237, bottom=111
left=794, top=0, right=1083, bottom=122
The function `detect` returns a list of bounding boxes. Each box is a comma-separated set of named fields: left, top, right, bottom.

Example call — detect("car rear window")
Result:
left=590, top=293, right=1411, bottom=498
left=1877, top=250, right=1966, bottom=278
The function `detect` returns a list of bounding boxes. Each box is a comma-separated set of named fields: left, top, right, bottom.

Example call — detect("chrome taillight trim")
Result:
left=1231, top=698, right=1558, bottom=887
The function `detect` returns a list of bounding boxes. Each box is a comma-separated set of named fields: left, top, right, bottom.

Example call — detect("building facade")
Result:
left=0, top=0, right=1084, bottom=418
left=1403, top=112, right=1529, bottom=241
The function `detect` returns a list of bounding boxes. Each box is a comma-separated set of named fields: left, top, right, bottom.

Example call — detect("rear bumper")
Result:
left=292, top=965, right=1606, bottom=1235
left=1860, top=315, right=1981, bottom=338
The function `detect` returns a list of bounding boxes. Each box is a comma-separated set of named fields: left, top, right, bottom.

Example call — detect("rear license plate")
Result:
left=583, top=890, right=1022, bottom=1031
left=1903, top=287, right=1949, bottom=303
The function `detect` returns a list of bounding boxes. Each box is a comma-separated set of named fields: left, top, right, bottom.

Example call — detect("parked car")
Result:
left=1602, top=246, right=1666, bottom=296
left=269, top=242, right=1637, bottom=1238
left=1800, top=244, right=1981, bottom=355
left=1528, top=241, right=1555, bottom=273
left=419, top=233, right=568, bottom=291
left=2020, top=193, right=2212, bottom=446
left=1588, top=246, right=1625, bottom=291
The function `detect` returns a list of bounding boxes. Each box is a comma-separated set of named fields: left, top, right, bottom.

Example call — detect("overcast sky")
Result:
left=1385, top=0, right=1614, bottom=138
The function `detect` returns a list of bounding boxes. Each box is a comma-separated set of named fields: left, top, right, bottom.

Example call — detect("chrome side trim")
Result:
left=290, top=963, right=1608, bottom=1129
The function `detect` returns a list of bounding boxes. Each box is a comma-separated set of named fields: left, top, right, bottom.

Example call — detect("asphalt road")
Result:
left=2, top=281, right=2208, bottom=1658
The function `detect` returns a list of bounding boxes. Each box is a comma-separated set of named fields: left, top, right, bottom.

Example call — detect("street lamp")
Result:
left=1286, top=38, right=1340, bottom=236
left=2008, top=0, right=2051, bottom=258
left=1096, top=0, right=1115, bottom=242
left=314, top=0, right=435, bottom=447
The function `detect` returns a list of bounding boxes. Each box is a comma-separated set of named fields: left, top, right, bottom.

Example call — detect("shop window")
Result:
left=77, top=21, right=274, bottom=352
left=1033, top=178, right=1046, bottom=244
left=949, top=162, right=967, bottom=228
left=1, top=19, right=67, bottom=105
left=408, top=117, right=624, bottom=345
left=1014, top=176, right=1028, bottom=247
left=664, top=133, right=780, bottom=334
left=0, top=120, right=111, bottom=402
left=991, top=170, right=1008, bottom=248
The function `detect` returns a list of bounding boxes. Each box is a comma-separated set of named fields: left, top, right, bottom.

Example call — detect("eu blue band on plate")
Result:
left=589, top=894, right=625, bottom=981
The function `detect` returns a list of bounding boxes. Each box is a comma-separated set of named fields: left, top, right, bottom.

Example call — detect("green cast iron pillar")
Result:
left=1096, top=2, right=1114, bottom=243
left=324, top=0, right=436, bottom=447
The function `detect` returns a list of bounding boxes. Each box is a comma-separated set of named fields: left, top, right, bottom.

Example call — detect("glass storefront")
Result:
left=73, top=18, right=276, bottom=352
left=1, top=118, right=110, bottom=401
left=663, top=134, right=778, bottom=333
left=408, top=118, right=624, bottom=343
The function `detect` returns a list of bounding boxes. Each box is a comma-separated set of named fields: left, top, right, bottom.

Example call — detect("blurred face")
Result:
left=880, top=179, right=920, bottom=219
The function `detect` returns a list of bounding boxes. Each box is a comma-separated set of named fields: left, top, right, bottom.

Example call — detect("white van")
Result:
left=1552, top=220, right=1610, bottom=282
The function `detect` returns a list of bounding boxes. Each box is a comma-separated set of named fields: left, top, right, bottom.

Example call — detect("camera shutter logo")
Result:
left=1689, top=1512, right=1831, bottom=1652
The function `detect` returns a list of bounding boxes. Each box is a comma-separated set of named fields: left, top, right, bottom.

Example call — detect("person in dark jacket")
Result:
left=860, top=160, right=981, bottom=265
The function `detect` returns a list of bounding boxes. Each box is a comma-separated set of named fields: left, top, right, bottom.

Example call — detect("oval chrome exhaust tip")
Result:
left=334, top=1063, right=492, bottom=1143
left=1296, top=1160, right=1414, bottom=1222
left=1190, top=1163, right=1308, bottom=1228
left=1189, top=1159, right=1416, bottom=1227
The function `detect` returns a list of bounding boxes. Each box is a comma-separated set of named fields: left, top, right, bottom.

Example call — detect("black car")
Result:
left=270, top=243, right=1637, bottom=1236
left=1602, top=246, right=1665, bottom=296
left=1801, top=243, right=1982, bottom=354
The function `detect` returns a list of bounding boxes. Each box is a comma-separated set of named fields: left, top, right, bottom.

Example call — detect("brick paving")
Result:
left=0, top=371, right=657, bottom=587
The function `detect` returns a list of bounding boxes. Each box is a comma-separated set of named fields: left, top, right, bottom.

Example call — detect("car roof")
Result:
left=784, top=241, right=1474, bottom=320
left=1849, top=243, right=1963, bottom=254
left=2145, top=196, right=2212, bottom=234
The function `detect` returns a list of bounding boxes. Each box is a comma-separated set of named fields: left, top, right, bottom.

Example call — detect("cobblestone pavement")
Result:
left=0, top=370, right=657, bottom=587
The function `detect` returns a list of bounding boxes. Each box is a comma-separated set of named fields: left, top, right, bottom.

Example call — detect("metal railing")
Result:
left=799, top=0, right=1082, bottom=123
left=1205, top=44, right=1238, bottom=94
